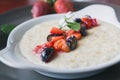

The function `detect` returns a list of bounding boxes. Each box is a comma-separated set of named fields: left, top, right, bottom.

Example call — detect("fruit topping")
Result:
left=51, top=36, right=65, bottom=42
left=45, top=41, right=53, bottom=48
left=33, top=14, right=98, bottom=62
left=47, top=34, right=53, bottom=42
left=66, top=36, right=77, bottom=50
left=74, top=18, right=82, bottom=23
left=92, top=18, right=98, bottom=26
left=71, top=32, right=81, bottom=40
left=53, top=39, right=70, bottom=52
left=82, top=17, right=93, bottom=29
left=50, top=27, right=64, bottom=35
left=41, top=47, right=55, bottom=62
left=81, top=15, right=98, bottom=29
left=80, top=26, right=87, bottom=36
left=66, top=29, right=75, bottom=36
left=34, top=45, right=43, bottom=54
left=47, top=34, right=64, bottom=42
left=66, top=29, right=81, bottom=40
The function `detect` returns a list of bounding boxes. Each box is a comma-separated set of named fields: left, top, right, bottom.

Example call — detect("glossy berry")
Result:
left=80, top=26, right=87, bottom=36
left=41, top=47, right=55, bottom=62
left=66, top=35, right=77, bottom=50
left=47, top=34, right=53, bottom=42
left=74, top=18, right=82, bottom=23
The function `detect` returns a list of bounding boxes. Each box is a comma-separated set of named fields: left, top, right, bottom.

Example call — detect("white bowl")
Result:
left=0, top=4, right=120, bottom=79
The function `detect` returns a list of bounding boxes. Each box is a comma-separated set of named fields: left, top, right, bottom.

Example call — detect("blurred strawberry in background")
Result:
left=54, top=0, right=75, bottom=13
left=31, top=0, right=53, bottom=18
left=31, top=0, right=75, bottom=18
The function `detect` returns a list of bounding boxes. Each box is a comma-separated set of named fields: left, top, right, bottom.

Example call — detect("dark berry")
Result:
left=41, top=47, right=55, bottom=62
left=66, top=36, right=77, bottom=50
left=80, top=26, right=87, bottom=36
left=47, top=34, right=53, bottom=42
left=74, top=18, right=82, bottom=23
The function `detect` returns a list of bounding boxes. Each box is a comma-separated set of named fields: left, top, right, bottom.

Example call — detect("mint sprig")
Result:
left=65, top=17, right=80, bottom=31
left=0, top=24, right=15, bottom=34
left=67, top=22, right=80, bottom=31
left=58, top=12, right=80, bottom=31
left=0, top=24, right=15, bottom=48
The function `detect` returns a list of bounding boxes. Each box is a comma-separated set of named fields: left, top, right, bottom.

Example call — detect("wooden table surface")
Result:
left=0, top=0, right=120, bottom=14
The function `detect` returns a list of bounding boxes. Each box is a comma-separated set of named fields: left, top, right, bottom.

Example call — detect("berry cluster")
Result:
left=34, top=16, right=98, bottom=62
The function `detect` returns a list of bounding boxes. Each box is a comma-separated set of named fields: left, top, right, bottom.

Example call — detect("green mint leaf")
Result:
left=67, top=22, right=80, bottom=31
left=0, top=24, right=15, bottom=34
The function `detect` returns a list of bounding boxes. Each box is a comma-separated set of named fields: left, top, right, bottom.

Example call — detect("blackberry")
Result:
left=66, top=36, right=77, bottom=50
left=74, top=18, right=82, bottom=23
left=41, top=47, right=55, bottom=62
left=80, top=26, right=87, bottom=36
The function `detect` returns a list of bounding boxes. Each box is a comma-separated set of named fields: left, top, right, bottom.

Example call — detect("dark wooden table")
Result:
left=0, top=0, right=120, bottom=14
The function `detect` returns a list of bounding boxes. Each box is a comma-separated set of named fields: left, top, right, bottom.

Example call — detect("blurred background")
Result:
left=0, top=0, right=120, bottom=14
left=0, top=0, right=120, bottom=80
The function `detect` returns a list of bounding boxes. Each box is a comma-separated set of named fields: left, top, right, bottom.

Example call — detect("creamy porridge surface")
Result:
left=19, top=20, right=120, bottom=69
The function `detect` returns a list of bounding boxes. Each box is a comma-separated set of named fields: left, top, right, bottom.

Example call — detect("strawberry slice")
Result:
left=45, top=41, right=53, bottom=47
left=34, top=41, right=53, bottom=54
left=50, top=27, right=64, bottom=34
left=71, top=32, right=81, bottom=40
left=51, top=36, right=65, bottom=42
left=82, top=18, right=93, bottom=29
left=53, top=39, right=70, bottom=52
left=34, top=45, right=43, bottom=54
left=65, top=29, right=81, bottom=40
left=92, top=18, right=98, bottom=26
left=65, top=29, right=75, bottom=36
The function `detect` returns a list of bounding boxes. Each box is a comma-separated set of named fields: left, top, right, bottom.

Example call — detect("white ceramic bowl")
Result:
left=0, top=4, right=120, bottom=79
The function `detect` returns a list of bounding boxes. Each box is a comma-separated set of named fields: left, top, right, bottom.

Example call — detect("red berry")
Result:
left=50, top=27, right=64, bottom=34
left=45, top=41, right=53, bottom=47
left=53, top=39, right=70, bottom=52
left=34, top=45, right=43, bottom=54
left=82, top=18, right=93, bottom=29
left=31, top=0, right=52, bottom=18
left=51, top=36, right=65, bottom=42
left=65, top=29, right=75, bottom=36
left=92, top=18, right=98, bottom=26
left=54, top=0, right=75, bottom=13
